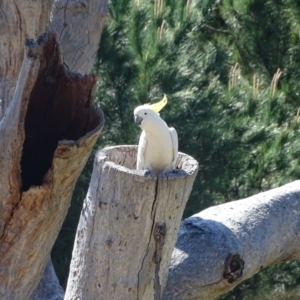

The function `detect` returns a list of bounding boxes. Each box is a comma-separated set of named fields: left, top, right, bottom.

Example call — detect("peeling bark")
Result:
left=0, top=31, right=104, bottom=300
left=64, top=145, right=198, bottom=300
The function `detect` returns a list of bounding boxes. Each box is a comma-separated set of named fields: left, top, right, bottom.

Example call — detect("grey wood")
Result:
left=163, top=180, right=300, bottom=300
left=50, top=0, right=108, bottom=74
left=30, top=259, right=64, bottom=300
left=65, top=145, right=198, bottom=300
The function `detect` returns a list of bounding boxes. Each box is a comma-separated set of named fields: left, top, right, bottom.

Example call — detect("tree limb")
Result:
left=50, top=0, right=108, bottom=74
left=202, top=24, right=230, bottom=35
left=163, top=181, right=300, bottom=299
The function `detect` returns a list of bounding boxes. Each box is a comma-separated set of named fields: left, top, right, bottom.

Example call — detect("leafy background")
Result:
left=51, top=0, right=300, bottom=298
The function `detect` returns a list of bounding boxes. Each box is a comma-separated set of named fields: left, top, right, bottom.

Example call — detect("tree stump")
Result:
left=65, top=145, right=198, bottom=300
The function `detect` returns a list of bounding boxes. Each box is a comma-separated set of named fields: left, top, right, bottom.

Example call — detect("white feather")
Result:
left=134, top=105, right=178, bottom=175
left=170, top=127, right=178, bottom=169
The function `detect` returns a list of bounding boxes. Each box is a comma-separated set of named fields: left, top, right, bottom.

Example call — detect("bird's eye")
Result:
left=144, top=112, right=147, bottom=115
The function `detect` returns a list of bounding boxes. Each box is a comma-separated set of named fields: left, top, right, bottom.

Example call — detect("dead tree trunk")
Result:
left=50, top=0, right=108, bottom=74
left=0, top=1, right=108, bottom=299
left=0, top=0, right=53, bottom=119
left=64, top=145, right=199, bottom=300
left=0, top=30, right=104, bottom=300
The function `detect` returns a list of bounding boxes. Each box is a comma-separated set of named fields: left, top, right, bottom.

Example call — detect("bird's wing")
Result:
left=169, top=127, right=178, bottom=169
left=137, top=131, right=147, bottom=170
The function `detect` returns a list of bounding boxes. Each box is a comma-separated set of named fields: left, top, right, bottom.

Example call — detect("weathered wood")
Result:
left=0, top=0, right=108, bottom=298
left=163, top=180, right=300, bottom=300
left=0, top=31, right=104, bottom=300
left=50, top=0, right=108, bottom=74
left=0, top=0, right=53, bottom=120
left=40, top=0, right=108, bottom=295
left=65, top=145, right=198, bottom=300
left=0, top=0, right=108, bottom=119
left=30, top=259, right=64, bottom=300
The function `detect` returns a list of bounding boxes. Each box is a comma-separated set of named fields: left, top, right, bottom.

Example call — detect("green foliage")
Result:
left=52, top=0, right=300, bottom=298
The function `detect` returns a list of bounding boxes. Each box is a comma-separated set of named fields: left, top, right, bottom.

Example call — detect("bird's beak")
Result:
left=134, top=115, right=143, bottom=126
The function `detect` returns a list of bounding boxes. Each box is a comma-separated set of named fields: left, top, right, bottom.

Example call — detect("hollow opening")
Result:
left=104, top=146, right=138, bottom=170
left=101, top=145, right=197, bottom=176
left=20, top=32, right=103, bottom=191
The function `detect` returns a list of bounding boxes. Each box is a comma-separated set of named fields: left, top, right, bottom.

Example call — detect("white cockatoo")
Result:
left=134, top=95, right=178, bottom=175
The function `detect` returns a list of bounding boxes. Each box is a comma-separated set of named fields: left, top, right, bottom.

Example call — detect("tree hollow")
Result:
left=21, top=31, right=103, bottom=191
left=0, top=30, right=104, bottom=300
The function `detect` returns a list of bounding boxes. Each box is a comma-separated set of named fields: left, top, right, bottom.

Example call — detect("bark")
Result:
left=0, top=0, right=53, bottom=120
left=64, top=145, right=199, bottom=300
left=0, top=0, right=107, bottom=118
left=50, top=0, right=108, bottom=74
left=0, top=0, right=107, bottom=298
left=30, top=259, right=64, bottom=300
left=163, top=180, right=300, bottom=300
left=0, top=31, right=104, bottom=300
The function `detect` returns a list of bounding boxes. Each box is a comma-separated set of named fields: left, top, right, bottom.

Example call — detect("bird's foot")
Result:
left=144, top=169, right=152, bottom=175
left=144, top=169, right=157, bottom=178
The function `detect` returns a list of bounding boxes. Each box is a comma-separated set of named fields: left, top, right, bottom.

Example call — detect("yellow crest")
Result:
left=149, top=94, right=168, bottom=113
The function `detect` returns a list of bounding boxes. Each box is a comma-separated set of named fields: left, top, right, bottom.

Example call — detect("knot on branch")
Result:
left=223, top=253, right=244, bottom=284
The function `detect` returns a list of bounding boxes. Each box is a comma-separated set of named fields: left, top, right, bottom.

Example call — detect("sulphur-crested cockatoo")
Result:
left=134, top=95, right=178, bottom=175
